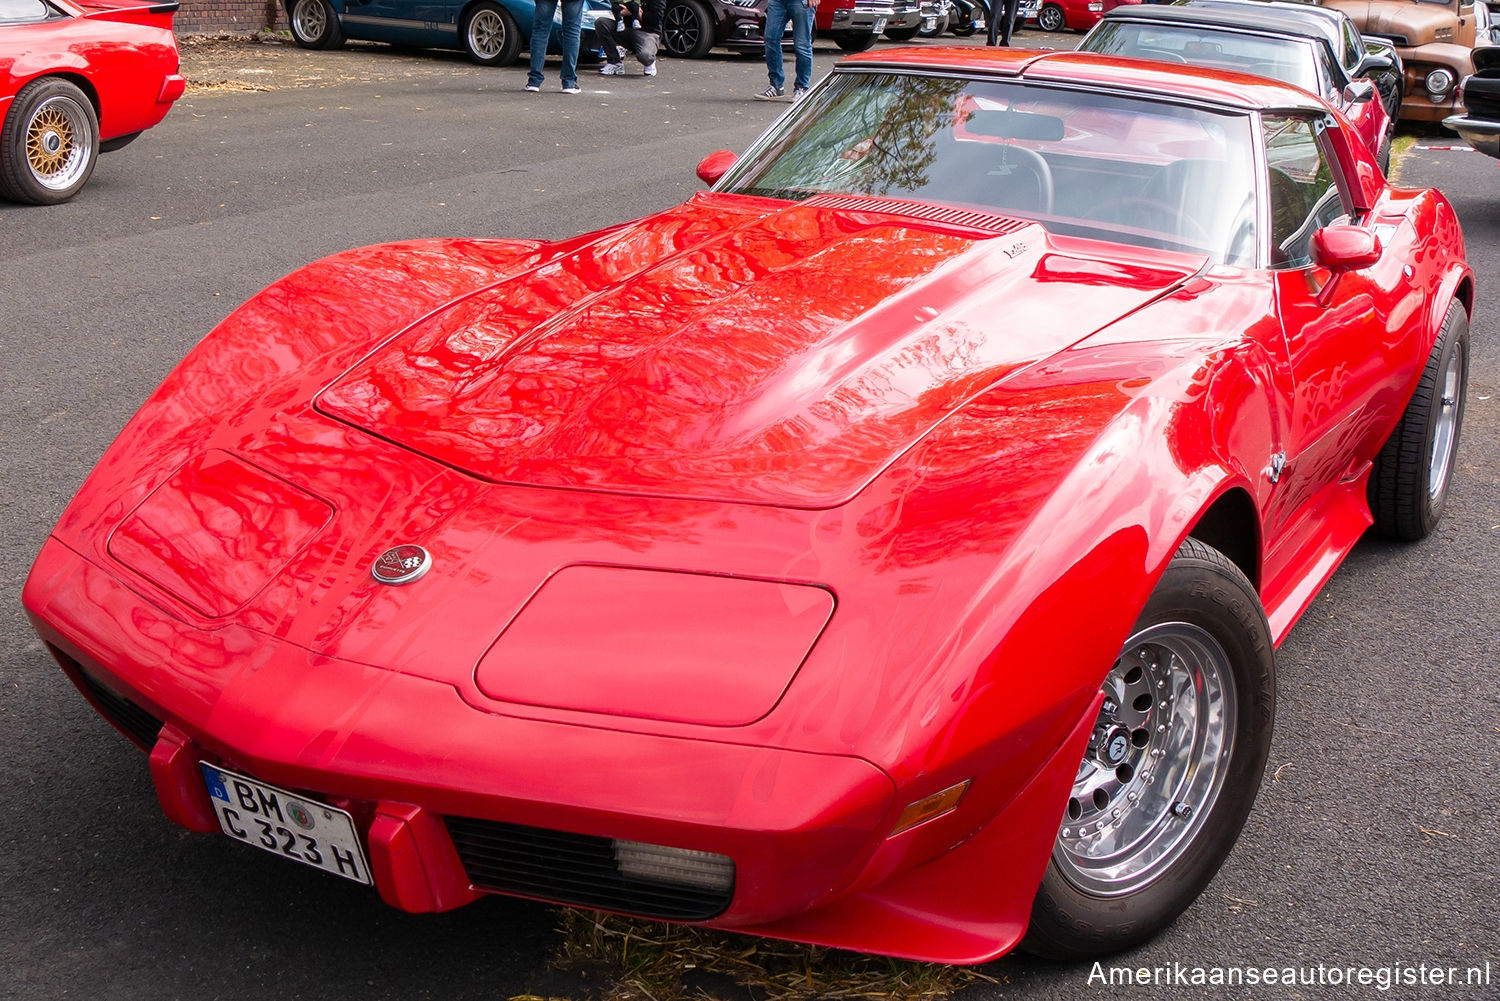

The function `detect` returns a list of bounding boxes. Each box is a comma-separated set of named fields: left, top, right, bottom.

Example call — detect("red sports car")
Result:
left=0, top=0, right=185, bottom=204
left=24, top=47, right=1471, bottom=963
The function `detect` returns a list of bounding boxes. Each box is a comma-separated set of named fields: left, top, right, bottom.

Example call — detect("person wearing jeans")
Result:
left=757, top=0, right=817, bottom=101
left=527, top=0, right=585, bottom=93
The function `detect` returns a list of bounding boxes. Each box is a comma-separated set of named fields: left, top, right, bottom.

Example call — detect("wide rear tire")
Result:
left=1368, top=302, right=1468, bottom=540
left=0, top=77, right=99, bottom=205
left=1024, top=538, right=1275, bottom=960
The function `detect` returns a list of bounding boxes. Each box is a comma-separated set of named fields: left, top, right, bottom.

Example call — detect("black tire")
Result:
left=1368, top=302, right=1469, bottom=541
left=1376, top=132, right=1391, bottom=176
left=0, top=77, right=99, bottom=205
left=949, top=2, right=981, bottom=37
left=1037, top=1, right=1064, bottom=32
left=833, top=30, right=879, bottom=52
left=1024, top=538, right=1275, bottom=960
left=462, top=2, right=523, bottom=65
left=288, top=0, right=344, bottom=49
left=884, top=25, right=920, bottom=41
left=662, top=0, right=714, bottom=58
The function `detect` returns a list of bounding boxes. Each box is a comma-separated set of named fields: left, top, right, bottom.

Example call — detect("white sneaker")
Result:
left=600, top=62, right=623, bottom=75
left=562, top=85, right=582, bottom=94
left=643, top=61, right=657, bottom=77
left=793, top=87, right=808, bottom=101
left=524, top=83, right=540, bottom=92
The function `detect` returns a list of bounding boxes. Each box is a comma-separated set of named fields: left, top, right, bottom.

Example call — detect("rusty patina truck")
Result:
left=1324, top=0, right=1493, bottom=122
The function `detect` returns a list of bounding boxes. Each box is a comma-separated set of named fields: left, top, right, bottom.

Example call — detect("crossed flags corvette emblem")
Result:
left=371, top=544, right=432, bottom=585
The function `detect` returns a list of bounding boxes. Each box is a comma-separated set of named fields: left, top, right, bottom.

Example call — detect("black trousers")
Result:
left=986, top=0, right=1020, bottom=46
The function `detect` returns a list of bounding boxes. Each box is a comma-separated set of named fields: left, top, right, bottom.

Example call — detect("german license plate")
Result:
left=874, top=16, right=887, bottom=32
left=200, top=763, right=372, bottom=885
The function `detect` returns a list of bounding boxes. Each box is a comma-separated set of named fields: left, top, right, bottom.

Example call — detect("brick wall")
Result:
left=174, top=0, right=284, bottom=34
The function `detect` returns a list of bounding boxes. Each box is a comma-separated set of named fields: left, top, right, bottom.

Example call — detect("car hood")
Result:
left=1332, top=1, right=1457, bottom=47
left=315, top=194, right=1201, bottom=508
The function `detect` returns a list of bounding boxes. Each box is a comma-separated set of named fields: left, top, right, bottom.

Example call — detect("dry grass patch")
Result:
left=533, top=909, right=1000, bottom=1001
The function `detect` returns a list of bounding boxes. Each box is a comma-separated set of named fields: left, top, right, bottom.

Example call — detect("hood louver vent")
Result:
left=802, top=194, right=1032, bottom=236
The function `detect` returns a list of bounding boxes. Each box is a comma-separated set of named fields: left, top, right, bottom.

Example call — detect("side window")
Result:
left=1340, top=19, right=1363, bottom=75
left=0, top=0, right=56, bottom=21
left=1262, top=115, right=1353, bottom=269
left=1314, top=45, right=1344, bottom=100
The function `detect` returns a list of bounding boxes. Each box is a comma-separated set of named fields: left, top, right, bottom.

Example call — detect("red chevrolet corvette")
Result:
left=24, top=48, right=1471, bottom=962
left=0, top=0, right=184, bottom=204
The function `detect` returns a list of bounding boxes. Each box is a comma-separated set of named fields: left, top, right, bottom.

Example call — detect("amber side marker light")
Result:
left=889, top=780, right=972, bottom=837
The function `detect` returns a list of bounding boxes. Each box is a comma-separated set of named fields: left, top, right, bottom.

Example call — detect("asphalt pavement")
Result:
left=1, top=33, right=1497, bottom=1001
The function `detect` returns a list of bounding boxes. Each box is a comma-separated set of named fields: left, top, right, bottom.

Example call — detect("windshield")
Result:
left=718, top=71, right=1258, bottom=265
left=1082, top=22, right=1321, bottom=94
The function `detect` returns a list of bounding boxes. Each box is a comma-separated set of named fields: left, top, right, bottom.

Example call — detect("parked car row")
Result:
left=1326, top=0, right=1494, bottom=124
left=1079, top=0, right=1401, bottom=171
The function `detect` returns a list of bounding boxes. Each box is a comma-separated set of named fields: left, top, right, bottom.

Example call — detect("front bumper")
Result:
left=1443, top=114, right=1500, bottom=159
left=26, top=532, right=1094, bottom=962
left=25, top=535, right=894, bottom=925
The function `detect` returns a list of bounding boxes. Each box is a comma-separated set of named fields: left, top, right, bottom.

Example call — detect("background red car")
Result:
left=0, top=0, right=184, bottom=204
left=1033, top=0, right=1136, bottom=33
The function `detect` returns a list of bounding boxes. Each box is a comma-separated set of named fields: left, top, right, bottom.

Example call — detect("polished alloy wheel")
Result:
left=25, top=95, right=91, bottom=192
left=1038, top=4, right=1063, bottom=32
left=468, top=9, right=506, bottom=58
left=292, top=0, right=327, bottom=41
left=1428, top=338, right=1464, bottom=501
left=1054, top=622, right=1237, bottom=897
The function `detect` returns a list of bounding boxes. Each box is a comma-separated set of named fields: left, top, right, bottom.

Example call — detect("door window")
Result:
left=1262, top=115, right=1353, bottom=269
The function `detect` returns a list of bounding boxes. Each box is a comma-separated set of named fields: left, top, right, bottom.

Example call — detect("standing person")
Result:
left=986, top=0, right=1020, bottom=46
left=756, top=0, right=817, bottom=101
left=526, top=0, right=585, bottom=94
left=597, top=0, right=665, bottom=76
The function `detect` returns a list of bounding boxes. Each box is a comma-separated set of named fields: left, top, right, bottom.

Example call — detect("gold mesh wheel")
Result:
left=1, top=78, right=98, bottom=204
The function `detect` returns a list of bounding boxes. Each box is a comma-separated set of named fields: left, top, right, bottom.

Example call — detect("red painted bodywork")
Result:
left=23, top=50, right=1472, bottom=963
left=0, top=0, right=183, bottom=144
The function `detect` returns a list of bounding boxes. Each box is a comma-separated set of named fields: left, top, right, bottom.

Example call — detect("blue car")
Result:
left=286, top=0, right=612, bottom=66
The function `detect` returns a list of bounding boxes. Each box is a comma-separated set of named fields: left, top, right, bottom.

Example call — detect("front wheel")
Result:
left=0, top=77, right=99, bottom=205
left=833, top=30, right=878, bottom=52
left=1037, top=1, right=1064, bottom=32
left=883, top=25, right=920, bottom=41
left=1025, top=538, right=1275, bottom=960
left=1368, top=302, right=1468, bottom=540
left=463, top=2, right=522, bottom=65
left=288, top=0, right=344, bottom=49
left=662, top=0, right=714, bottom=58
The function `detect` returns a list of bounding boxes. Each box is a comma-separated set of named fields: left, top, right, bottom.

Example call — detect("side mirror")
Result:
left=1355, top=51, right=1394, bottom=76
left=696, top=150, right=738, bottom=187
left=1312, top=225, right=1382, bottom=273
left=1343, top=79, right=1377, bottom=105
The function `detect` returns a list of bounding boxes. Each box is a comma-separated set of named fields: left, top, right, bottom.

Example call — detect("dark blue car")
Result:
left=286, top=0, right=611, bottom=66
